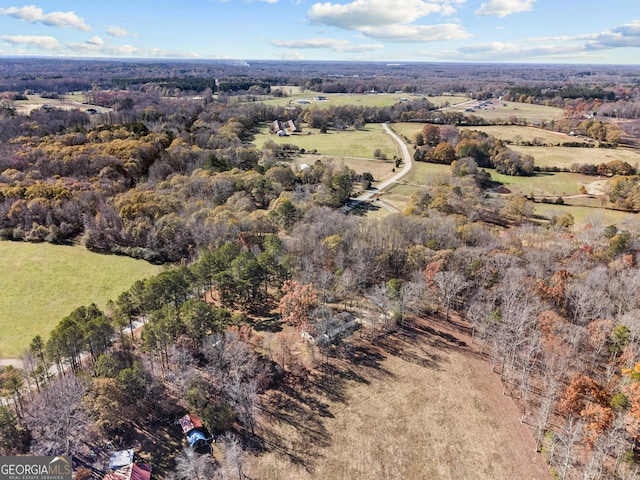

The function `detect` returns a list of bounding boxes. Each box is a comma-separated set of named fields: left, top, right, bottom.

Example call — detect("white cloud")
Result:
left=66, top=42, right=101, bottom=53
left=614, top=20, right=640, bottom=37
left=270, top=37, right=383, bottom=52
left=1, top=35, right=60, bottom=50
left=446, top=19, right=640, bottom=62
left=360, top=23, right=471, bottom=42
left=586, top=20, right=640, bottom=50
left=103, top=44, right=139, bottom=56
left=106, top=26, right=137, bottom=37
left=67, top=42, right=202, bottom=58
left=0, top=5, right=90, bottom=30
left=475, top=0, right=535, bottom=17
left=308, top=0, right=459, bottom=30
left=305, top=0, right=469, bottom=45
left=87, top=36, right=104, bottom=46
left=459, top=41, right=582, bottom=57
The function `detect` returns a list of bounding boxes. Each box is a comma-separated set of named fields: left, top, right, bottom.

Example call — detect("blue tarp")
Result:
left=186, top=429, right=207, bottom=446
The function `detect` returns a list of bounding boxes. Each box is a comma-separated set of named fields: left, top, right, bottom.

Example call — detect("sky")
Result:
left=0, top=1, right=639, bottom=64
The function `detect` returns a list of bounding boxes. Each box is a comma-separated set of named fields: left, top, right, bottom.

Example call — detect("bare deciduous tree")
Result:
left=24, top=375, right=88, bottom=455
left=432, top=270, right=470, bottom=321
left=174, top=446, right=217, bottom=480
left=220, top=432, right=246, bottom=480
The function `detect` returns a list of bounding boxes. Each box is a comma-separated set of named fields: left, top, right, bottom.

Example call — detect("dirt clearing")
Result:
left=247, top=314, right=552, bottom=480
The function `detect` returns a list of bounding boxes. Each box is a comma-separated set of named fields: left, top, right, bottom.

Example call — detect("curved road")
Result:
left=343, top=123, right=413, bottom=212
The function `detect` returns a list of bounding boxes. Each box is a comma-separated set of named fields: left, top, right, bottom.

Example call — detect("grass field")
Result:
left=0, top=242, right=162, bottom=358
left=248, top=314, right=552, bottom=480
left=390, top=123, right=583, bottom=147
left=443, top=99, right=565, bottom=123
left=510, top=145, right=640, bottom=169
left=534, top=203, right=637, bottom=226
left=257, top=92, right=470, bottom=109
left=253, top=124, right=401, bottom=160
left=359, top=156, right=634, bottom=223
left=14, top=93, right=110, bottom=115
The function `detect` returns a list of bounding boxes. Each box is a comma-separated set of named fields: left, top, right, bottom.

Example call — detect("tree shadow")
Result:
left=255, top=339, right=395, bottom=472
left=256, top=372, right=332, bottom=473
left=252, top=316, right=283, bottom=333
left=349, top=200, right=381, bottom=217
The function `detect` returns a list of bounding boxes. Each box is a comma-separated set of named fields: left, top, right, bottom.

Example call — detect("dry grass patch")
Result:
left=248, top=316, right=552, bottom=480
left=510, top=145, right=640, bottom=169
left=443, top=99, right=564, bottom=123
left=257, top=93, right=470, bottom=109
left=462, top=125, right=586, bottom=145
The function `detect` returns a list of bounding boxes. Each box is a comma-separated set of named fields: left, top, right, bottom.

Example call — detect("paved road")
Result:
left=343, top=123, right=413, bottom=211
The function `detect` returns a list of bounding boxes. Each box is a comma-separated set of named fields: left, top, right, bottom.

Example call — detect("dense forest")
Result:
left=1, top=59, right=640, bottom=479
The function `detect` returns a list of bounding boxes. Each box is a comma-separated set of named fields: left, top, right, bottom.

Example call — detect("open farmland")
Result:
left=249, top=315, right=552, bottom=480
left=534, top=203, right=637, bottom=226
left=0, top=242, right=162, bottom=358
left=510, top=145, right=640, bottom=169
left=13, top=93, right=111, bottom=115
left=359, top=156, right=637, bottom=224
left=390, top=123, right=578, bottom=148
left=254, top=124, right=401, bottom=159
left=441, top=98, right=565, bottom=123
left=258, top=92, right=470, bottom=109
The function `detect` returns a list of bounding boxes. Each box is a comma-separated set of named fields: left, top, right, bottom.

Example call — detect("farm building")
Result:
left=105, top=449, right=152, bottom=480
left=104, top=463, right=152, bottom=480
left=178, top=413, right=210, bottom=449
left=269, top=119, right=301, bottom=135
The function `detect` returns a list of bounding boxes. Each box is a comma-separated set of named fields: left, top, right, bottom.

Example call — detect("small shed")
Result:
left=178, top=413, right=203, bottom=435
left=287, top=120, right=301, bottom=133
left=109, top=449, right=135, bottom=470
left=104, top=463, right=152, bottom=480
left=178, top=413, right=210, bottom=450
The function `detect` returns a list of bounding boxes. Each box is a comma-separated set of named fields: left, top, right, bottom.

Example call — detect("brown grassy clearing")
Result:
left=247, top=314, right=552, bottom=480
left=14, top=93, right=110, bottom=115
left=510, top=145, right=640, bottom=169
left=442, top=99, right=565, bottom=123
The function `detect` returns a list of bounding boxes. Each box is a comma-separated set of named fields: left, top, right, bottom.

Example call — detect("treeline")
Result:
left=504, top=85, right=617, bottom=103
left=113, top=77, right=217, bottom=94
left=413, top=125, right=535, bottom=176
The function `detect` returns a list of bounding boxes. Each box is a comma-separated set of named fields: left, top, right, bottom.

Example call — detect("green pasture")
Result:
left=253, top=124, right=401, bottom=159
left=443, top=99, right=565, bottom=123
left=0, top=242, right=162, bottom=358
left=257, top=92, right=470, bottom=109
left=489, top=170, right=592, bottom=197
left=510, top=145, right=640, bottom=169
left=534, top=203, right=637, bottom=227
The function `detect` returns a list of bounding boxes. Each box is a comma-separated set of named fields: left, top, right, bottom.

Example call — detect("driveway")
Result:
left=343, top=123, right=413, bottom=211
